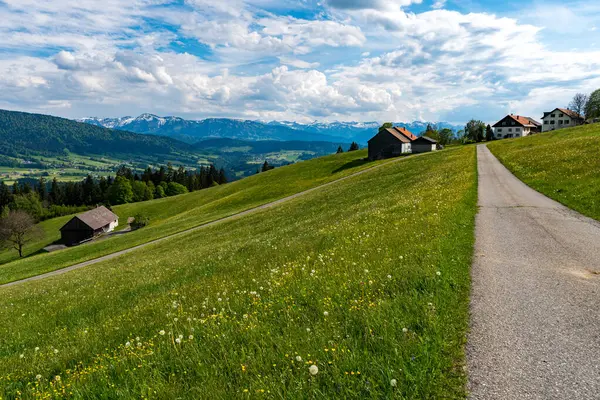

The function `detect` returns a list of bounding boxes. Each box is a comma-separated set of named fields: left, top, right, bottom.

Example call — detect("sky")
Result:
left=0, top=0, right=599, bottom=125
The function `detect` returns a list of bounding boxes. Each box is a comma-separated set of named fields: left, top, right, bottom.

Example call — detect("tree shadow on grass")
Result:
left=332, top=158, right=372, bottom=174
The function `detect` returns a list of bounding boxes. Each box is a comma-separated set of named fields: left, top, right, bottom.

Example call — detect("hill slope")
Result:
left=0, top=109, right=194, bottom=159
left=0, top=150, right=376, bottom=282
left=0, top=146, right=477, bottom=398
left=487, top=124, right=600, bottom=220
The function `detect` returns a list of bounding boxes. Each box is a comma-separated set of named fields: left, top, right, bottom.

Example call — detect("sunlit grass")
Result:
left=0, top=147, right=477, bottom=398
left=0, top=150, right=385, bottom=284
left=488, top=124, right=600, bottom=220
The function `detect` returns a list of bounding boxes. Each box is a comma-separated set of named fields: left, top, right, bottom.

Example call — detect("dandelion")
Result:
left=436, top=271, right=441, bottom=276
left=306, top=328, right=311, bottom=332
left=243, top=314, right=248, bottom=319
left=364, top=269, right=369, bottom=273
left=390, top=379, right=397, bottom=387
left=402, top=327, right=408, bottom=333
left=189, top=335, right=194, bottom=340
left=323, top=311, right=329, bottom=317
left=178, top=334, right=184, bottom=340
left=159, top=330, right=166, bottom=335
left=36, top=374, right=42, bottom=380
left=387, top=275, right=392, bottom=279
left=125, top=342, right=131, bottom=348
left=54, top=376, right=61, bottom=382
left=174, top=318, right=179, bottom=322
left=19, top=354, right=24, bottom=359
left=296, top=356, right=302, bottom=362
left=137, top=342, right=142, bottom=348
left=309, top=365, right=319, bottom=376
left=35, top=347, right=39, bottom=352
left=175, top=338, right=182, bottom=344
left=53, top=349, right=59, bottom=354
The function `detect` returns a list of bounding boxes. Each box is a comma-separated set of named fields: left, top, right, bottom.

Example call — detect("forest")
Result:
left=0, top=163, right=227, bottom=222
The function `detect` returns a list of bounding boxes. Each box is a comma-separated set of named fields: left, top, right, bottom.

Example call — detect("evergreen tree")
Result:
left=348, top=142, right=360, bottom=151
left=36, top=177, right=48, bottom=202
left=485, top=124, right=494, bottom=141
left=0, top=182, right=13, bottom=212
left=261, top=161, right=274, bottom=172
left=336, top=146, right=344, bottom=153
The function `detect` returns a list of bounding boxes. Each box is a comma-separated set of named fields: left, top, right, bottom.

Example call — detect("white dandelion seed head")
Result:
left=323, top=311, right=329, bottom=317
left=159, top=330, right=166, bottom=336
left=309, top=365, right=319, bottom=376
left=189, top=335, right=194, bottom=340
left=125, top=342, right=131, bottom=348
left=137, top=342, right=142, bottom=347
left=54, top=375, right=61, bottom=381
left=36, top=374, right=42, bottom=380
left=391, top=378, right=397, bottom=387
left=53, top=349, right=59, bottom=354
left=387, top=275, right=392, bottom=279
left=402, top=327, right=408, bottom=333
left=173, top=318, right=178, bottom=322
left=178, top=334, right=184, bottom=339
left=35, top=347, right=40, bottom=352
left=436, top=271, right=441, bottom=276
left=19, top=354, right=24, bottom=359
left=175, top=338, right=182, bottom=344
left=306, top=328, right=311, bottom=332
left=296, top=356, right=302, bottom=362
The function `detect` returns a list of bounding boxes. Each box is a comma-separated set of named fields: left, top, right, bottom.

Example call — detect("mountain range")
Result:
left=78, top=114, right=463, bottom=144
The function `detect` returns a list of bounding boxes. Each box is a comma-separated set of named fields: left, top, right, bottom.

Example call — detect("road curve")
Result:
left=0, top=152, right=422, bottom=289
left=467, top=145, right=600, bottom=399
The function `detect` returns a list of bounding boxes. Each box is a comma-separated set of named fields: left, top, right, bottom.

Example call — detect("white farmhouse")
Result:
left=541, top=108, right=584, bottom=132
left=492, top=115, right=541, bottom=139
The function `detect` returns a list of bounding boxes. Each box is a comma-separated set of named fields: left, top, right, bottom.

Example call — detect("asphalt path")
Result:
left=467, top=145, right=600, bottom=399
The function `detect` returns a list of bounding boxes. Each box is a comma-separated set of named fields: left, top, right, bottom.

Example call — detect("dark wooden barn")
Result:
left=368, top=127, right=417, bottom=160
left=411, top=136, right=438, bottom=153
left=59, top=206, right=119, bottom=245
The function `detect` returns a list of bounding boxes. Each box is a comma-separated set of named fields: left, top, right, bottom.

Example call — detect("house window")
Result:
left=544, top=120, right=549, bottom=124
left=551, top=114, right=556, bottom=117
left=497, top=128, right=503, bottom=132
left=515, top=128, right=520, bottom=132
left=508, top=128, right=512, bottom=132
left=511, top=121, right=515, bottom=125
left=550, top=120, right=555, bottom=124
left=559, top=113, right=564, bottom=117
left=564, top=120, right=570, bottom=124
left=502, top=121, right=507, bottom=126
left=559, top=120, right=563, bottom=125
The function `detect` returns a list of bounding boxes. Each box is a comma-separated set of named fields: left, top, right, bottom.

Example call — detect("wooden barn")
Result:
left=368, top=127, right=417, bottom=160
left=60, top=206, right=119, bottom=245
left=411, top=136, right=438, bottom=153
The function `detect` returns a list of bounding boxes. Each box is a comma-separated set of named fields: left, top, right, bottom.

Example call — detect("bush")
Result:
left=166, top=182, right=188, bottom=196
left=131, top=214, right=150, bottom=230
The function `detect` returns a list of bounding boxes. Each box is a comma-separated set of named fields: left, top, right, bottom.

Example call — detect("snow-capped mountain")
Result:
left=77, top=114, right=463, bottom=144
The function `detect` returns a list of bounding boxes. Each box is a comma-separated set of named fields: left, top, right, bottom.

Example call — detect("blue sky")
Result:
left=0, top=0, right=599, bottom=125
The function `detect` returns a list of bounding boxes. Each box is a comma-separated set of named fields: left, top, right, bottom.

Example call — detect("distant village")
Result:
left=367, top=89, right=600, bottom=161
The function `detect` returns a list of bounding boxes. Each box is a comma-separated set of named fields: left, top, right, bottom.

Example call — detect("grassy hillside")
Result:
left=487, top=124, right=600, bottom=220
left=0, top=146, right=477, bottom=399
left=0, top=150, right=383, bottom=283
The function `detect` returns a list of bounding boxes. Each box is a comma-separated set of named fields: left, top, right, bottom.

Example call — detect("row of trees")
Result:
left=568, top=89, right=600, bottom=120
left=0, top=163, right=228, bottom=222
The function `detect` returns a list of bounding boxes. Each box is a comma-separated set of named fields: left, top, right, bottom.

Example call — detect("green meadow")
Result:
left=0, top=150, right=385, bottom=284
left=488, top=124, right=600, bottom=220
left=0, top=146, right=477, bottom=399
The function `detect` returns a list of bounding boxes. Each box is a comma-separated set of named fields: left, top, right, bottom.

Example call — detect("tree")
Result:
left=166, top=182, right=189, bottom=196
left=584, top=89, right=600, bottom=119
left=437, top=128, right=455, bottom=146
left=154, top=184, right=166, bottom=199
left=107, top=176, right=133, bottom=205
left=464, top=120, right=486, bottom=143
left=0, top=181, right=13, bottom=213
left=261, top=161, right=274, bottom=172
left=348, top=142, right=360, bottom=152
left=485, top=124, right=494, bottom=141
left=336, top=146, right=344, bottom=154
left=569, top=93, right=588, bottom=117
left=379, top=122, right=393, bottom=132
left=11, top=192, right=44, bottom=221
left=131, top=213, right=150, bottom=230
left=0, top=210, right=43, bottom=257
left=132, top=181, right=154, bottom=202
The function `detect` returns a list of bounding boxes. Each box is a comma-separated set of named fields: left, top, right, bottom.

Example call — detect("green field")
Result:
left=0, top=150, right=386, bottom=284
left=488, top=124, right=600, bottom=221
left=0, top=146, right=477, bottom=399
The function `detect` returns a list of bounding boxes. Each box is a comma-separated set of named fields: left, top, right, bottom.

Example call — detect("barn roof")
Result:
left=413, top=136, right=437, bottom=143
left=544, top=108, right=584, bottom=120
left=493, top=114, right=541, bottom=128
left=376, top=127, right=417, bottom=143
left=61, top=206, right=118, bottom=231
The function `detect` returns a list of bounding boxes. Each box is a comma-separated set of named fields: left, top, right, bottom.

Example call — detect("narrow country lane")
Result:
left=468, top=145, right=600, bottom=399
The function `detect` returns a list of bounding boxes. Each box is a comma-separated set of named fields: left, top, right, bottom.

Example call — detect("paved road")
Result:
left=0, top=153, right=418, bottom=289
left=467, top=145, right=600, bottom=399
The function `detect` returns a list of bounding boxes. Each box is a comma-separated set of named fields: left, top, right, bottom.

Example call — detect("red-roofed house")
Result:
left=541, top=108, right=584, bottom=132
left=492, top=115, right=541, bottom=139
